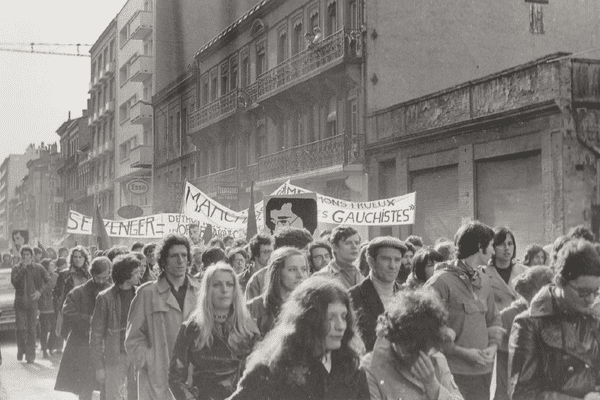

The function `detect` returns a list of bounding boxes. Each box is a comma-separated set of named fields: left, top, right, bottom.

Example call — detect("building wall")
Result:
left=366, top=0, right=600, bottom=113
left=154, top=0, right=260, bottom=95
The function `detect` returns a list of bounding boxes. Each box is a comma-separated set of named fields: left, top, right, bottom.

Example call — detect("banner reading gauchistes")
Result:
left=272, top=181, right=416, bottom=226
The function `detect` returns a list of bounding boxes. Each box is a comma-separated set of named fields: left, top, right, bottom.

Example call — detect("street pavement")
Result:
left=0, top=332, right=99, bottom=400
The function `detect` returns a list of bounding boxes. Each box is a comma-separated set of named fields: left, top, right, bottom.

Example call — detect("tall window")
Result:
left=348, top=0, right=358, bottom=29
left=230, top=57, right=238, bottom=89
left=277, top=31, right=288, bottom=63
left=292, top=23, right=303, bottom=56
left=201, top=75, right=209, bottom=106
left=240, top=55, right=249, bottom=87
left=327, top=97, right=337, bottom=138
left=220, top=62, right=229, bottom=95
left=175, top=111, right=181, bottom=155
left=348, top=98, right=358, bottom=134
left=326, top=3, right=337, bottom=36
left=256, top=40, right=266, bottom=77
left=210, top=69, right=218, bottom=101
left=310, top=12, right=319, bottom=31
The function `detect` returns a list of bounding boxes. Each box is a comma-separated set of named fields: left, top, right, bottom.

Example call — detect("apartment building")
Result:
left=88, top=19, right=117, bottom=219
left=0, top=145, right=41, bottom=248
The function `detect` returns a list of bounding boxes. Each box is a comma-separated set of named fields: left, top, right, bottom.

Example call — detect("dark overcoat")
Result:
left=54, top=279, right=109, bottom=395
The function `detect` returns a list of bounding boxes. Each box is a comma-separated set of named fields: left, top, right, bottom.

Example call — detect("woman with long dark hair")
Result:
left=168, top=262, right=259, bottom=400
left=246, top=247, right=309, bottom=336
left=229, top=277, right=370, bottom=400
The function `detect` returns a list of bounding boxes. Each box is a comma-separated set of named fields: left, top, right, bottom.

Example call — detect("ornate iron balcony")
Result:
left=253, top=28, right=363, bottom=102
left=258, top=132, right=364, bottom=181
left=189, top=88, right=246, bottom=132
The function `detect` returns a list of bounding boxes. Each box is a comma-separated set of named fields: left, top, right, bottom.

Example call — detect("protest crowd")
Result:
left=5, top=220, right=600, bottom=400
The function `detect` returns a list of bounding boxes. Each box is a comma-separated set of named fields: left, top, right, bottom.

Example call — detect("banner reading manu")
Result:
left=272, top=181, right=416, bottom=226
left=66, top=210, right=244, bottom=239
left=183, top=181, right=265, bottom=236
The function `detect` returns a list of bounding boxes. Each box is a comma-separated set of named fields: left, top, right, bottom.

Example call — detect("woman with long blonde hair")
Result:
left=168, top=262, right=259, bottom=400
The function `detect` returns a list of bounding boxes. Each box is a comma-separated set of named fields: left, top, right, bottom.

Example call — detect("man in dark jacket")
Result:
left=91, top=254, right=141, bottom=400
left=11, top=245, right=50, bottom=363
left=55, top=256, right=111, bottom=400
left=349, top=237, right=406, bottom=352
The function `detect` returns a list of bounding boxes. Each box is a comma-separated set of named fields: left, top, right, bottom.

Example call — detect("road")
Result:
left=0, top=331, right=99, bottom=400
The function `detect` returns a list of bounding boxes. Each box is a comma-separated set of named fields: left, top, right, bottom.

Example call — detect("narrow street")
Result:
left=0, top=332, right=97, bottom=400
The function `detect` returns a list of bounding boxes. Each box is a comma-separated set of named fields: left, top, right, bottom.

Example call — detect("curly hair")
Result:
left=555, top=239, right=600, bottom=283
left=376, top=288, right=448, bottom=359
left=273, top=227, right=313, bottom=250
left=248, top=234, right=273, bottom=261
left=112, top=254, right=142, bottom=285
left=245, top=277, right=362, bottom=381
left=68, top=245, right=90, bottom=271
left=157, top=234, right=192, bottom=271
left=513, top=265, right=554, bottom=303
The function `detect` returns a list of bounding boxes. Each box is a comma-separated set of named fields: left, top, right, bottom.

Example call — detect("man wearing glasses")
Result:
left=307, top=241, right=333, bottom=273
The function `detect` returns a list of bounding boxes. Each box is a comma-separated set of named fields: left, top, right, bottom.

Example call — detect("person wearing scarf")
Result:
left=425, top=221, right=504, bottom=400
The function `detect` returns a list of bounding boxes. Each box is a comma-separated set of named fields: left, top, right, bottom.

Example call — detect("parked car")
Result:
left=0, top=267, right=15, bottom=331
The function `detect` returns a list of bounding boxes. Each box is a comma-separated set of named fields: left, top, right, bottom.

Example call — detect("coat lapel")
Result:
left=360, top=278, right=385, bottom=316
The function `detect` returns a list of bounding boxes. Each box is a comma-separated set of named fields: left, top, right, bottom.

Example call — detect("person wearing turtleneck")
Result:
left=168, top=263, right=259, bottom=400
left=425, top=221, right=503, bottom=400
left=313, top=225, right=364, bottom=289
left=349, top=237, right=406, bottom=352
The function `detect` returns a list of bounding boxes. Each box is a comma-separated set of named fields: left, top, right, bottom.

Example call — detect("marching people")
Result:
left=246, top=247, right=309, bottom=336
left=228, top=247, right=249, bottom=275
left=313, top=225, right=364, bottom=289
left=11, top=245, right=50, bottom=363
left=141, top=242, right=158, bottom=283
left=91, top=254, right=142, bottom=400
left=362, top=288, right=463, bottom=400
left=425, top=221, right=504, bottom=400
left=485, top=227, right=527, bottom=313
left=125, top=234, right=201, bottom=400
left=239, top=234, right=273, bottom=295
left=39, top=258, right=58, bottom=358
left=229, top=277, right=370, bottom=400
left=350, top=236, right=407, bottom=352
left=307, top=241, right=333, bottom=274
left=245, top=227, right=312, bottom=301
left=403, top=247, right=444, bottom=290
left=55, top=245, right=93, bottom=315
left=168, top=263, right=259, bottom=400
left=510, top=239, right=600, bottom=399
left=522, top=243, right=548, bottom=267
left=55, top=256, right=111, bottom=400
left=397, top=241, right=415, bottom=285
left=494, top=265, right=554, bottom=400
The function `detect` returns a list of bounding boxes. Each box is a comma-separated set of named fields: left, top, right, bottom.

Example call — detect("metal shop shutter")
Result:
left=476, top=151, right=543, bottom=258
left=410, top=165, right=459, bottom=245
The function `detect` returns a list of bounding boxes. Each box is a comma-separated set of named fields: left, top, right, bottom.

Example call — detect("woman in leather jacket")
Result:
left=168, top=262, right=259, bottom=400
left=509, top=239, right=600, bottom=400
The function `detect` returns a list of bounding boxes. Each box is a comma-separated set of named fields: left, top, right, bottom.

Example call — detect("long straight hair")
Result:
left=264, top=247, right=307, bottom=315
left=190, top=262, right=258, bottom=353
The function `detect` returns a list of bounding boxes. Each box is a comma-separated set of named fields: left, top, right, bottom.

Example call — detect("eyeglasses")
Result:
left=312, top=254, right=331, bottom=262
left=567, top=282, right=600, bottom=299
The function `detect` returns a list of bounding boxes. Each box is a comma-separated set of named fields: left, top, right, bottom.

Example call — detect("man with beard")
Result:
left=55, top=257, right=111, bottom=400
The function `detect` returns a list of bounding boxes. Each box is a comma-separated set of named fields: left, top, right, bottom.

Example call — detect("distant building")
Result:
left=114, top=0, right=153, bottom=217
left=154, top=0, right=368, bottom=233
left=56, top=111, right=93, bottom=246
left=88, top=19, right=117, bottom=219
left=0, top=144, right=42, bottom=249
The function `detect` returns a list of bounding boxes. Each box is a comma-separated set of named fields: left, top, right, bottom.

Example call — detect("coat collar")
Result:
left=484, top=264, right=520, bottom=300
left=155, top=274, right=200, bottom=317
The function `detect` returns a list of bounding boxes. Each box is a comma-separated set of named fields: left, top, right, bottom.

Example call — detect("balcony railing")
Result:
left=130, top=55, right=153, bottom=82
left=252, top=28, right=362, bottom=102
left=258, top=133, right=364, bottom=181
left=130, top=100, right=153, bottom=124
left=130, top=11, right=153, bottom=40
left=190, top=167, right=243, bottom=194
left=130, top=145, right=153, bottom=168
left=189, top=88, right=245, bottom=132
